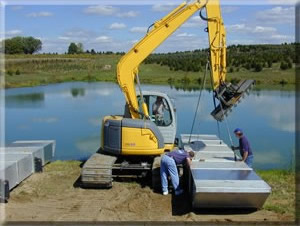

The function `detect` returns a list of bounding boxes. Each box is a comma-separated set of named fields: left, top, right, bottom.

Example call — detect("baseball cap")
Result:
left=234, top=128, right=243, bottom=133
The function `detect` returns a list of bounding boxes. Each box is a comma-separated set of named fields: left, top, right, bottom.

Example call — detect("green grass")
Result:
left=4, top=54, right=295, bottom=90
left=256, top=169, right=295, bottom=216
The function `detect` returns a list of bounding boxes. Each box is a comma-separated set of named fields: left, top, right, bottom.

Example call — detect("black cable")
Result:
left=188, top=61, right=209, bottom=144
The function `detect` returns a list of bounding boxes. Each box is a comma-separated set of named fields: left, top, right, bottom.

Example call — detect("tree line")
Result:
left=144, top=43, right=297, bottom=72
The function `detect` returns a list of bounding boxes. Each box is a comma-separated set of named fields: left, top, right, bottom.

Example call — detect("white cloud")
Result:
left=109, top=22, right=126, bottom=30
left=227, top=23, right=293, bottom=44
left=117, top=11, right=138, bottom=18
left=84, top=5, right=118, bottom=15
left=256, top=6, right=295, bottom=24
left=267, top=0, right=296, bottom=5
left=95, top=36, right=112, bottom=43
left=27, top=11, right=53, bottom=17
left=58, top=36, right=71, bottom=40
left=152, top=3, right=177, bottom=12
left=4, top=30, right=22, bottom=36
left=176, top=32, right=196, bottom=37
left=182, top=16, right=205, bottom=28
left=253, top=26, right=277, bottom=33
left=83, top=5, right=138, bottom=18
left=130, top=27, right=147, bottom=33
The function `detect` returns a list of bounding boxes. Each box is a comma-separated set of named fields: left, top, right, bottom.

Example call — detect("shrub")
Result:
left=230, top=78, right=240, bottom=84
left=7, top=70, right=13, bottom=76
left=280, top=62, right=288, bottom=70
left=15, top=69, right=21, bottom=75
left=255, top=64, right=262, bottom=72
left=279, top=79, right=288, bottom=85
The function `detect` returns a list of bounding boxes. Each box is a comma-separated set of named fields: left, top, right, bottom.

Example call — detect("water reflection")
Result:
left=5, top=92, right=44, bottom=108
left=4, top=82, right=295, bottom=170
left=71, top=88, right=85, bottom=97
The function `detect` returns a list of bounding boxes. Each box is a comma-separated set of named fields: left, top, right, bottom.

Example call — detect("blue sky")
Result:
left=3, top=0, right=296, bottom=53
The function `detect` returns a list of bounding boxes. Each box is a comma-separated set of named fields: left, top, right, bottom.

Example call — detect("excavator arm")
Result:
left=117, top=0, right=254, bottom=121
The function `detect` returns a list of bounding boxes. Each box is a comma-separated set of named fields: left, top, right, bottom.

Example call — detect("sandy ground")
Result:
left=1, top=161, right=294, bottom=223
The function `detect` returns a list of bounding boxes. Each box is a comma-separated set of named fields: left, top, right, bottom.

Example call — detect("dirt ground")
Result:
left=1, top=161, right=294, bottom=223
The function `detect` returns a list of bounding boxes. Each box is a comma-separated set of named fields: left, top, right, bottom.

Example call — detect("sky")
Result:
left=2, top=0, right=297, bottom=53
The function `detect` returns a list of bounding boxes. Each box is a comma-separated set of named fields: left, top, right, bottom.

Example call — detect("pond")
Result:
left=5, top=82, right=295, bottom=170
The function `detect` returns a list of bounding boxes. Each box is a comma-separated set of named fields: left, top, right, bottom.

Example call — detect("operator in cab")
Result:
left=231, top=128, right=254, bottom=167
left=152, top=96, right=167, bottom=126
left=160, top=148, right=194, bottom=196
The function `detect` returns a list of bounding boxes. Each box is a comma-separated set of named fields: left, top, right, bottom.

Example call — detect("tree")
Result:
left=91, top=49, right=96, bottom=55
left=255, top=63, right=262, bottom=72
left=4, top=37, right=24, bottom=54
left=68, top=42, right=84, bottom=54
left=68, top=42, right=78, bottom=54
left=77, top=43, right=84, bottom=53
left=280, top=62, right=288, bottom=70
left=4, top=36, right=42, bottom=54
left=23, top=36, right=42, bottom=54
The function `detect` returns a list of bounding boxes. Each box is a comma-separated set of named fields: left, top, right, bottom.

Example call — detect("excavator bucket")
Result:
left=211, top=79, right=255, bottom=121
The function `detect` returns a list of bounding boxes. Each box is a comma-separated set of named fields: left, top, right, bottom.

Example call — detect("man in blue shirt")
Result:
left=160, top=148, right=194, bottom=196
left=231, top=128, right=254, bottom=167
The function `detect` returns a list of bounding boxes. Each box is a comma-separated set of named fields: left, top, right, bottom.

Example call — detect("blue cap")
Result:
left=234, top=128, right=243, bottom=133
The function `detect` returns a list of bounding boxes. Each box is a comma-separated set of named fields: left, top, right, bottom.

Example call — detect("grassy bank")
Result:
left=4, top=54, right=295, bottom=90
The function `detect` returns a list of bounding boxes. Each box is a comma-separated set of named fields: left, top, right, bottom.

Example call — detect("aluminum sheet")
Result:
left=191, top=161, right=251, bottom=170
left=180, top=134, right=219, bottom=143
left=11, top=140, right=55, bottom=164
left=0, top=161, right=18, bottom=190
left=1, top=146, right=44, bottom=168
left=182, top=134, right=271, bottom=209
left=0, top=153, right=33, bottom=185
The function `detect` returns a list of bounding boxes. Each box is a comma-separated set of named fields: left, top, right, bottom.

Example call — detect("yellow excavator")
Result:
left=81, top=0, right=254, bottom=188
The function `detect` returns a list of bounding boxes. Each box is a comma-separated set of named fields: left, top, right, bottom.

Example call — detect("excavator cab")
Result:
left=211, top=79, right=255, bottom=121
left=137, top=91, right=177, bottom=147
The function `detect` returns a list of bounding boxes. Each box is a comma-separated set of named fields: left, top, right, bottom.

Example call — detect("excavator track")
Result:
left=81, top=152, right=117, bottom=188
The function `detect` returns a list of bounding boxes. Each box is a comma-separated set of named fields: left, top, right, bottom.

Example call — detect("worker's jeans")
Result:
left=160, top=155, right=179, bottom=193
left=245, top=155, right=254, bottom=168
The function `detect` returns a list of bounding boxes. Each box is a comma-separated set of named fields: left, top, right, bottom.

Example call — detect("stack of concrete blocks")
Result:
left=180, top=134, right=271, bottom=209
left=0, top=140, right=55, bottom=201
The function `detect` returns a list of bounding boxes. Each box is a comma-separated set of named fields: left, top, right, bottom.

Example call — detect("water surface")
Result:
left=5, top=82, right=295, bottom=170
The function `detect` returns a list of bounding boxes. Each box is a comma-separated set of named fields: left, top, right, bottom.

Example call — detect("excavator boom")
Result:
left=117, top=0, right=228, bottom=119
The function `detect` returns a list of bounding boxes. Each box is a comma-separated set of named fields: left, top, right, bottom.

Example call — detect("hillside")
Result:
left=4, top=43, right=296, bottom=89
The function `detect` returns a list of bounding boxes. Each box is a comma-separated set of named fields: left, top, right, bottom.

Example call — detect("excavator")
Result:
left=81, top=0, right=254, bottom=188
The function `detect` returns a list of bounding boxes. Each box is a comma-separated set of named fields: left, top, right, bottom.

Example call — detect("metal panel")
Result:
left=181, top=134, right=271, bottom=209
left=180, top=134, right=219, bottom=144
left=0, top=153, right=33, bottom=185
left=191, top=161, right=251, bottom=170
left=11, top=140, right=55, bottom=164
left=0, top=162, right=18, bottom=190
left=2, top=146, right=44, bottom=167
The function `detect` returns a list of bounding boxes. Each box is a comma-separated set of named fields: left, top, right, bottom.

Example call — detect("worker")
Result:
left=231, top=128, right=254, bottom=167
left=152, top=96, right=166, bottom=126
left=160, top=148, right=194, bottom=196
